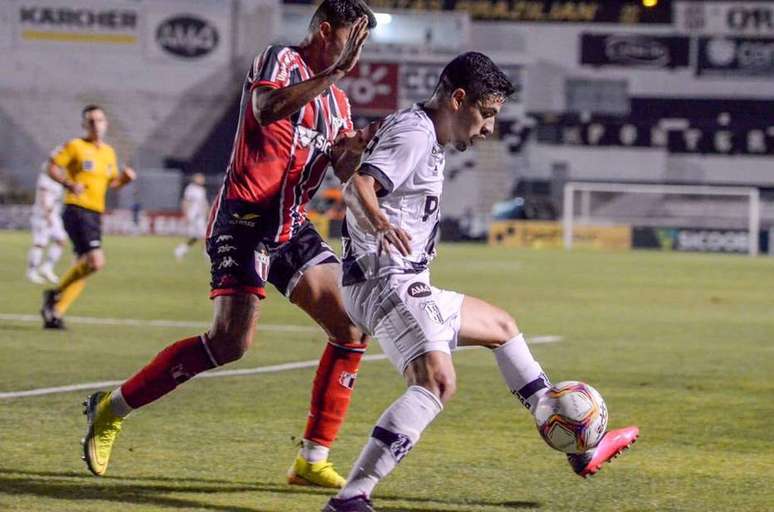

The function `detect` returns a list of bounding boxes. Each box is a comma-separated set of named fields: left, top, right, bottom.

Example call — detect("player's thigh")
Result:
left=372, top=274, right=461, bottom=376
left=207, top=294, right=261, bottom=362
left=458, top=295, right=520, bottom=348
left=291, top=263, right=363, bottom=342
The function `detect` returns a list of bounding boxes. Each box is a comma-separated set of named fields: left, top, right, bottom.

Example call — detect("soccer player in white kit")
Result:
left=27, top=166, right=66, bottom=284
left=174, top=173, right=209, bottom=260
left=324, top=53, right=639, bottom=512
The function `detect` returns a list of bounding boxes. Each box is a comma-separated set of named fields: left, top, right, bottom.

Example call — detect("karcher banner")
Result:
left=15, top=0, right=140, bottom=48
left=489, top=221, right=632, bottom=250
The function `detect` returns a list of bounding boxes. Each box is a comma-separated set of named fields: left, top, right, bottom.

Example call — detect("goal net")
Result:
left=562, top=182, right=761, bottom=256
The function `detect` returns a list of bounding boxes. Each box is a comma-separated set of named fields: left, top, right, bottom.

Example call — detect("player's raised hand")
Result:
left=331, top=15, right=370, bottom=75
left=122, top=166, right=137, bottom=182
left=377, top=225, right=412, bottom=257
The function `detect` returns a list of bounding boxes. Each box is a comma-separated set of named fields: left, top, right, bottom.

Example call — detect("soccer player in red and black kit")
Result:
left=80, top=0, right=378, bottom=488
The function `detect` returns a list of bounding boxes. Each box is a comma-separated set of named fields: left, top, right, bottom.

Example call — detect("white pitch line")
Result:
left=0, top=337, right=562, bottom=400
left=0, top=313, right=319, bottom=333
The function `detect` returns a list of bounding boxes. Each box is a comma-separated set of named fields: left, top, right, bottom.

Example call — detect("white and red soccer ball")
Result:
left=534, top=381, right=608, bottom=454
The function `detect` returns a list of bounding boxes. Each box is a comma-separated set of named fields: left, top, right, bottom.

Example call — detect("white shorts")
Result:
left=31, top=214, right=66, bottom=246
left=343, top=271, right=465, bottom=375
left=187, top=216, right=207, bottom=239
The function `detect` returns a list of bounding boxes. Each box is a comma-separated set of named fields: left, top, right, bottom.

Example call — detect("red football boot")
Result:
left=567, top=426, right=639, bottom=478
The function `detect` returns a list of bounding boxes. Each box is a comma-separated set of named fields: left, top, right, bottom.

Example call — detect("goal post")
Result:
left=562, top=182, right=761, bottom=256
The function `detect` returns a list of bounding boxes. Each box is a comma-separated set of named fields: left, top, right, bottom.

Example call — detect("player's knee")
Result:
left=206, top=328, right=252, bottom=364
left=329, top=322, right=367, bottom=344
left=432, top=371, right=457, bottom=404
left=87, top=253, right=105, bottom=271
left=414, top=371, right=456, bottom=405
left=487, top=312, right=520, bottom=348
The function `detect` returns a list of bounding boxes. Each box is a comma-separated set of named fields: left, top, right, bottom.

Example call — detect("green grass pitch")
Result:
left=0, top=230, right=772, bottom=511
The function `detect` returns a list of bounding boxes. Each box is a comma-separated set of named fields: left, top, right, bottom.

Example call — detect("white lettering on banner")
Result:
left=143, top=5, right=230, bottom=64
left=677, top=230, right=749, bottom=253
left=677, top=2, right=774, bottom=35
left=156, top=15, right=219, bottom=58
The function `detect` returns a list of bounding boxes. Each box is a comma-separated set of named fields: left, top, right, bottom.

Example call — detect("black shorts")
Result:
left=62, top=204, right=103, bottom=256
left=207, top=198, right=338, bottom=300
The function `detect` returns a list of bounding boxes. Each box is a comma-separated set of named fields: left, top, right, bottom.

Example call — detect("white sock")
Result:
left=45, top=243, right=63, bottom=268
left=301, top=439, right=330, bottom=463
left=28, top=246, right=43, bottom=270
left=494, top=333, right=550, bottom=413
left=338, top=385, right=443, bottom=500
left=109, top=387, right=133, bottom=418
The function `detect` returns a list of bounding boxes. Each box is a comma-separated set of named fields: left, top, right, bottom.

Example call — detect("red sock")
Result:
left=303, top=340, right=367, bottom=447
left=121, top=335, right=218, bottom=409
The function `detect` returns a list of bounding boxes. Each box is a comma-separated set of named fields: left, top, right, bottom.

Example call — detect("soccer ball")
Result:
left=534, top=381, right=608, bottom=454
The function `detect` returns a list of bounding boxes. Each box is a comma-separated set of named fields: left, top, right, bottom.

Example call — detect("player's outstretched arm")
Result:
left=252, top=16, right=369, bottom=126
left=344, top=173, right=411, bottom=256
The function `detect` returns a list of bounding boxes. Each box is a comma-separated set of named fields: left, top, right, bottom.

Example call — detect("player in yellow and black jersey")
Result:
left=41, top=105, right=136, bottom=329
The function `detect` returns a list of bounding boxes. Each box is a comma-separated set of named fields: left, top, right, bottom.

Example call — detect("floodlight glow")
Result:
left=374, top=12, right=392, bottom=25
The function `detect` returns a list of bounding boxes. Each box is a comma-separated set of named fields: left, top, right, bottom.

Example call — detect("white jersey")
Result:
left=183, top=183, right=208, bottom=220
left=32, top=171, right=63, bottom=219
left=342, top=104, right=445, bottom=285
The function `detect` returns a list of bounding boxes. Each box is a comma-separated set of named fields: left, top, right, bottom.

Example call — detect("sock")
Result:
left=27, top=246, right=43, bottom=270
left=120, top=335, right=219, bottom=410
left=109, top=387, right=133, bottom=418
left=494, top=333, right=550, bottom=412
left=45, top=243, right=63, bottom=268
left=56, top=260, right=93, bottom=292
left=338, top=385, right=442, bottom=500
left=301, top=439, right=330, bottom=463
left=303, top=340, right=367, bottom=449
left=187, top=237, right=198, bottom=246
left=54, top=278, right=86, bottom=316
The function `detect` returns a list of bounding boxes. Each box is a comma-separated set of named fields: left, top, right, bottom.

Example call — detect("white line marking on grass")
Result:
left=0, top=313, right=318, bottom=333
left=0, top=316, right=561, bottom=399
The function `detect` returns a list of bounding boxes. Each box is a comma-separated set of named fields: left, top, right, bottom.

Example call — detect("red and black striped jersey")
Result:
left=223, top=45, right=353, bottom=243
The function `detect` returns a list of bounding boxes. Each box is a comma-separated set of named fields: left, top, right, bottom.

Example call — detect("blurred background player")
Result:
left=78, top=0, right=379, bottom=489
left=40, top=105, right=136, bottom=329
left=26, top=163, right=66, bottom=284
left=174, top=173, right=209, bottom=261
left=324, top=53, right=638, bottom=512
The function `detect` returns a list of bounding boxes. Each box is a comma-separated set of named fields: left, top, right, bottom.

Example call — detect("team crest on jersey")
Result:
left=83, top=160, right=94, bottom=171
left=407, top=282, right=431, bottom=298
left=254, top=247, right=270, bottom=281
left=422, top=301, right=444, bottom=324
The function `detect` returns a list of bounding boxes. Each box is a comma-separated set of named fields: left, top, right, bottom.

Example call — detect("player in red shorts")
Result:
left=79, top=0, right=377, bottom=488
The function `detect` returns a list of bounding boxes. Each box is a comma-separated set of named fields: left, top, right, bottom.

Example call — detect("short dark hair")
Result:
left=434, top=52, right=515, bottom=104
left=309, top=0, right=377, bottom=30
left=81, top=104, right=104, bottom=118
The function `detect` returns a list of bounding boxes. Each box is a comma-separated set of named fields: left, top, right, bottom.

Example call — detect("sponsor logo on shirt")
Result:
left=407, top=282, right=431, bottom=298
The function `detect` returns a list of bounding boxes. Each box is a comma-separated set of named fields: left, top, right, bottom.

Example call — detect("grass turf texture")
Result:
left=0, top=230, right=772, bottom=512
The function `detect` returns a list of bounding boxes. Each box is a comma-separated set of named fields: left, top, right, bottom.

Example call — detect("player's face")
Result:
left=320, top=22, right=353, bottom=69
left=82, top=109, right=108, bottom=140
left=450, top=94, right=503, bottom=152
